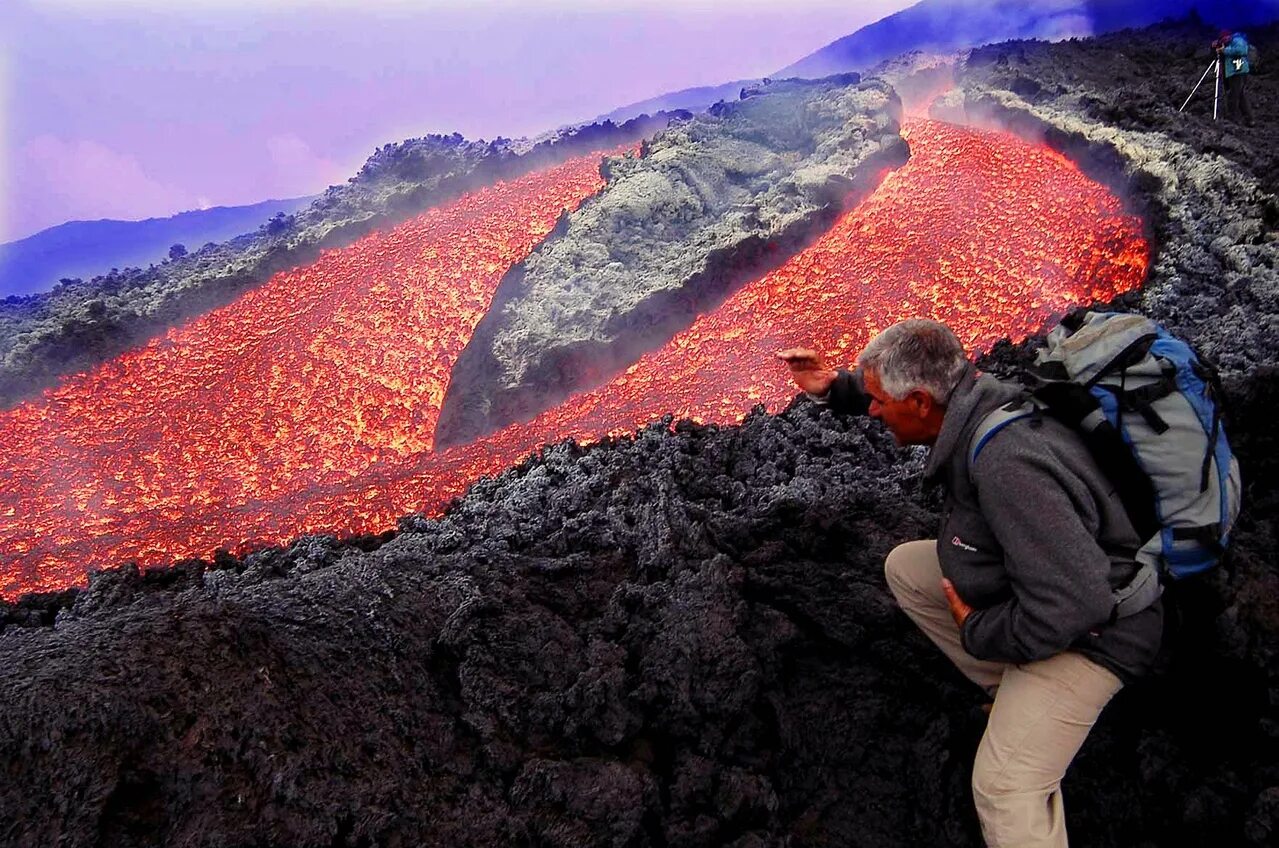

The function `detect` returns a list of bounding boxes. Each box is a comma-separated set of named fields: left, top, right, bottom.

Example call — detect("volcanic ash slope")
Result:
left=435, top=76, right=909, bottom=447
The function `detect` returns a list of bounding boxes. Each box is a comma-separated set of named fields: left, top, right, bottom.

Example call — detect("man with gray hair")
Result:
left=778, top=318, right=1162, bottom=848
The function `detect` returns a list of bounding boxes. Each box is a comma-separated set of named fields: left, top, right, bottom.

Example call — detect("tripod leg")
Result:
left=1179, top=60, right=1218, bottom=112
left=1213, top=59, right=1221, bottom=120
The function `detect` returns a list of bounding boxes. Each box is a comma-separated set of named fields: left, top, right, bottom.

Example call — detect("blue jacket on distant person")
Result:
left=1222, top=32, right=1250, bottom=77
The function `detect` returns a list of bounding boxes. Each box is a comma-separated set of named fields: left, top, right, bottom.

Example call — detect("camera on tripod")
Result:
left=1178, top=36, right=1231, bottom=119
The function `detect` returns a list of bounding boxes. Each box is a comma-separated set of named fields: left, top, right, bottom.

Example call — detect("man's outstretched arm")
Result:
left=775, top=349, right=870, bottom=416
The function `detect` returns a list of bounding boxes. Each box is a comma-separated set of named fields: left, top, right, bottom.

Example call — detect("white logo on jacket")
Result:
left=951, top=535, right=978, bottom=553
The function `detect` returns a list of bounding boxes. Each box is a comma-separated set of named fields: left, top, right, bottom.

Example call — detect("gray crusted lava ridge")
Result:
left=2, top=17, right=1279, bottom=848
left=435, top=76, right=908, bottom=447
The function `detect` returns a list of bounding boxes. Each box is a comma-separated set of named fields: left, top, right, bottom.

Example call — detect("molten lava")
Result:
left=0, top=120, right=1148, bottom=598
left=0, top=149, right=632, bottom=594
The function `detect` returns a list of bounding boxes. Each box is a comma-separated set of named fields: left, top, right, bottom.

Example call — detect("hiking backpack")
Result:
left=970, top=311, right=1242, bottom=617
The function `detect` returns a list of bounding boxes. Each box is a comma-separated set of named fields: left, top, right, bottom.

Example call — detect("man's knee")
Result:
left=883, top=543, right=910, bottom=599
left=971, top=744, right=1019, bottom=806
left=972, top=744, right=1064, bottom=847
left=883, top=540, right=937, bottom=599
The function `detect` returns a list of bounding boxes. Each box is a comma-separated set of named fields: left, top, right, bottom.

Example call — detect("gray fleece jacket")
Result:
left=828, top=365, right=1163, bottom=681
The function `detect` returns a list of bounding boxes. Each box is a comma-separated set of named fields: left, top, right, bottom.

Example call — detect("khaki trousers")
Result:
left=884, top=540, right=1123, bottom=848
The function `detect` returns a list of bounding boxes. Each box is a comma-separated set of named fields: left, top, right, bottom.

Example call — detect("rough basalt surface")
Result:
left=435, top=77, right=908, bottom=448
left=2, top=19, right=1279, bottom=848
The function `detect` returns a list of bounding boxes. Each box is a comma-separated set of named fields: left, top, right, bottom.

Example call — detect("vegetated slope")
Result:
left=0, top=113, right=679, bottom=412
left=0, top=197, right=314, bottom=299
left=436, top=76, right=901, bottom=447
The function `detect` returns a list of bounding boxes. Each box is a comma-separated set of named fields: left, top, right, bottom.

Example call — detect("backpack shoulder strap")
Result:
left=968, top=399, right=1038, bottom=471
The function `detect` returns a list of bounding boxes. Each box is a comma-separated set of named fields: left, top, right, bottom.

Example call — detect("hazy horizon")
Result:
left=0, top=0, right=913, bottom=243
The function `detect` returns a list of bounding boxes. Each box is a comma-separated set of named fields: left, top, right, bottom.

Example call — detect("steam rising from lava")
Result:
left=0, top=120, right=1147, bottom=598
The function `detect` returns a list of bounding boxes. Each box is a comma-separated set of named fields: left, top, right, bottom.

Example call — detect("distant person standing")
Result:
left=1216, top=29, right=1255, bottom=127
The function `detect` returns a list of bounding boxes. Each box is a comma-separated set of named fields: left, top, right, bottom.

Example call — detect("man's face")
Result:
left=863, top=368, right=944, bottom=446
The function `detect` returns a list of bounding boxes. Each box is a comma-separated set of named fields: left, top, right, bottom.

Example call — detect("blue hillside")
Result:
left=0, top=197, right=314, bottom=299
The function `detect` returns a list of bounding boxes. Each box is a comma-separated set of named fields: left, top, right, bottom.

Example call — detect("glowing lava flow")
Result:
left=0, top=149, right=631, bottom=596
left=0, top=121, right=1148, bottom=599
left=287, top=117, right=1148, bottom=533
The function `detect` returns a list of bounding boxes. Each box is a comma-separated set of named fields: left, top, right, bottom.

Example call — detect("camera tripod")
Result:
left=1179, top=56, right=1222, bottom=119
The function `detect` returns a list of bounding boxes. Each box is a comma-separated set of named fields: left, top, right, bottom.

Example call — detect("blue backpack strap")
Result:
left=968, top=400, right=1038, bottom=470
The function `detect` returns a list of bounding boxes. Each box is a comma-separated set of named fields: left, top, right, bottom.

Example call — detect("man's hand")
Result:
left=941, top=578, right=973, bottom=628
left=776, top=348, right=838, bottom=396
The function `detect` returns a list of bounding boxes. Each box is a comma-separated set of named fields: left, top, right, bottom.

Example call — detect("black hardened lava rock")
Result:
left=0, top=403, right=946, bottom=847
left=2, top=371, right=1278, bottom=846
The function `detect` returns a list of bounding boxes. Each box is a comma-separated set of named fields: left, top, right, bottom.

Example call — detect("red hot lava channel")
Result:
left=0, top=121, right=1148, bottom=598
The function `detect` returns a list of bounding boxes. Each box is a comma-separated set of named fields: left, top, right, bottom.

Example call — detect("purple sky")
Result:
left=0, top=0, right=913, bottom=243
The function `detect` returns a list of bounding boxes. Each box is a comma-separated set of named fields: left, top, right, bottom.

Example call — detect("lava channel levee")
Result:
left=0, top=120, right=1148, bottom=599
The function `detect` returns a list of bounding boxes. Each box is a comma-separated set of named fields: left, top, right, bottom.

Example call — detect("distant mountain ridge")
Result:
left=0, top=198, right=315, bottom=299
left=779, top=0, right=1279, bottom=79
